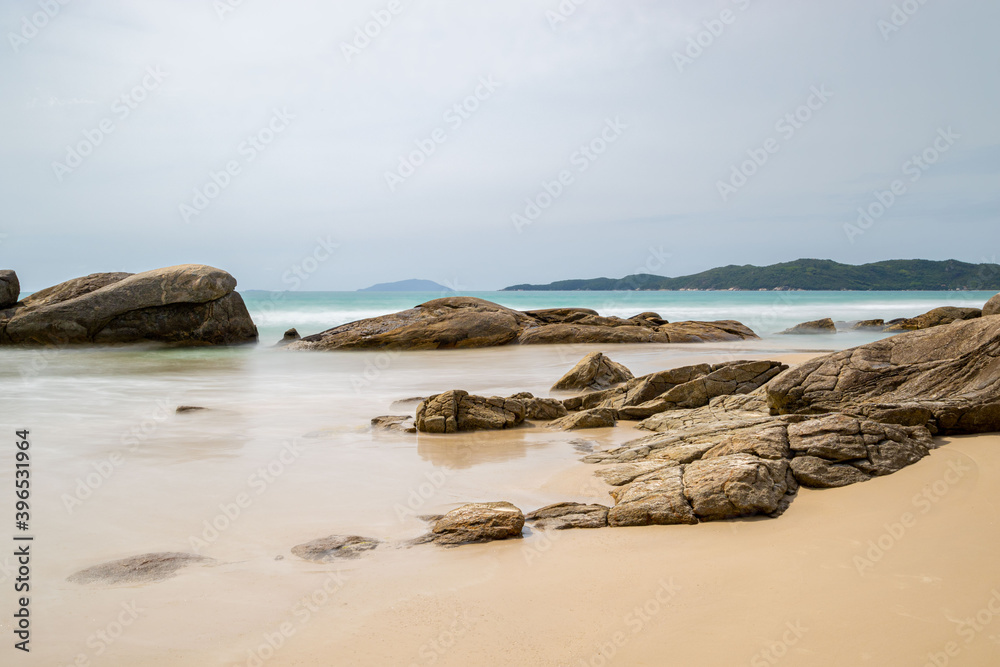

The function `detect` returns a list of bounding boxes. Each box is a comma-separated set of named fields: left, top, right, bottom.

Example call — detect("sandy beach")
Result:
left=5, top=343, right=997, bottom=666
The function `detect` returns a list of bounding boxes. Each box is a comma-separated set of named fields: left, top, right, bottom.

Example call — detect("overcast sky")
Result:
left=1, top=0, right=997, bottom=291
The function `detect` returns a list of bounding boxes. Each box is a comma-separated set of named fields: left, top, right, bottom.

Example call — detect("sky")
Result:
left=0, top=0, right=998, bottom=291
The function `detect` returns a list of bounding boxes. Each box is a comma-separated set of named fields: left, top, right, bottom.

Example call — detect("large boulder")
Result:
left=778, top=318, right=837, bottom=335
left=551, top=351, right=634, bottom=392
left=607, top=466, right=698, bottom=526
left=0, top=270, right=18, bottom=308
left=767, top=317, right=1000, bottom=434
left=0, top=265, right=257, bottom=346
left=983, top=294, right=1000, bottom=317
left=884, top=306, right=981, bottom=331
left=288, top=297, right=759, bottom=351
left=509, top=392, right=568, bottom=420
left=415, top=390, right=526, bottom=433
left=682, top=454, right=794, bottom=521
left=423, top=502, right=525, bottom=545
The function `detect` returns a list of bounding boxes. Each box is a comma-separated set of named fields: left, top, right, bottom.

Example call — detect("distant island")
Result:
left=358, top=279, right=454, bottom=292
left=503, top=259, right=1000, bottom=292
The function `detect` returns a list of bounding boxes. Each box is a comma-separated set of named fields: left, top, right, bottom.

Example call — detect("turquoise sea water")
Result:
left=243, top=290, right=997, bottom=347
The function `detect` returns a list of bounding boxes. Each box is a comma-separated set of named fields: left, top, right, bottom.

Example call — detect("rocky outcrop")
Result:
left=767, top=316, right=1000, bottom=434
left=371, top=415, right=416, bottom=433
left=287, top=297, right=759, bottom=351
left=67, top=553, right=213, bottom=585
left=421, top=502, right=524, bottom=545
left=525, top=502, right=609, bottom=530
left=985, top=294, right=1000, bottom=317
left=547, top=408, right=617, bottom=430
left=779, top=318, right=837, bottom=335
left=884, top=307, right=981, bottom=331
left=0, top=265, right=257, bottom=346
left=852, top=319, right=886, bottom=331
left=291, top=535, right=381, bottom=561
left=582, top=397, right=931, bottom=524
left=415, top=391, right=526, bottom=433
left=562, top=360, right=787, bottom=420
left=0, top=270, right=18, bottom=309
left=551, top=352, right=634, bottom=392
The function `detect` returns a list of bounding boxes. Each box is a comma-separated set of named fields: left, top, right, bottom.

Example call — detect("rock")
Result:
left=789, top=456, right=871, bottom=488
left=67, top=553, right=213, bottom=585
left=371, top=415, right=416, bottom=433
left=176, top=405, right=208, bottom=413
left=985, top=294, right=1000, bottom=317
left=564, top=360, right=787, bottom=420
left=0, top=265, right=257, bottom=346
left=767, top=316, right=1000, bottom=434
left=551, top=351, right=634, bottom=392
left=288, top=297, right=759, bottom=351
left=884, top=307, right=981, bottom=331
left=525, top=502, right=609, bottom=530
left=415, top=390, right=526, bottom=433
left=778, top=318, right=837, bottom=335
left=607, top=467, right=698, bottom=527
left=547, top=408, right=617, bottom=430
left=0, top=270, right=18, bottom=309
left=275, top=328, right=301, bottom=347
left=629, top=311, right=668, bottom=325
left=682, top=454, right=795, bottom=521
left=425, top=502, right=525, bottom=545
left=390, top=396, right=429, bottom=411
left=594, top=461, right=679, bottom=486
left=788, top=415, right=931, bottom=476
left=291, top=535, right=381, bottom=562
left=509, top=392, right=568, bottom=420
left=853, top=319, right=886, bottom=331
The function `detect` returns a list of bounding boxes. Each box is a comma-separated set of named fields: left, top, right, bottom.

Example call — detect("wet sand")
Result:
left=4, top=345, right=997, bottom=665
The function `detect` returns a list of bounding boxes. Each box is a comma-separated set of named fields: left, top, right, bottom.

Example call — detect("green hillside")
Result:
left=503, top=259, right=1000, bottom=291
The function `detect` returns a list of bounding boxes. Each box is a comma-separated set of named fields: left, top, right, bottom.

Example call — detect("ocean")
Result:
left=0, top=289, right=995, bottom=664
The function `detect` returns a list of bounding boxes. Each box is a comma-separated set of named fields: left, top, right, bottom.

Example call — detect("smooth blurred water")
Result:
left=243, top=289, right=997, bottom=347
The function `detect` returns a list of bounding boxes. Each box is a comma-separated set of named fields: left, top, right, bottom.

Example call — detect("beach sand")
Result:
left=8, top=346, right=999, bottom=665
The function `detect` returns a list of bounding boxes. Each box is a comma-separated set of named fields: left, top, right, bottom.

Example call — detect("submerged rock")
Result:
left=371, top=415, right=417, bottom=433
left=68, top=552, right=213, bottom=585
left=287, top=296, right=759, bottom=351
left=852, top=319, right=886, bottom=331
left=525, top=502, right=609, bottom=530
left=275, top=328, right=301, bottom=347
left=778, top=318, right=837, bottom=335
left=0, top=264, right=257, bottom=346
left=551, top=352, right=634, bottom=392
left=291, top=535, right=381, bottom=561
left=422, top=502, right=525, bottom=545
